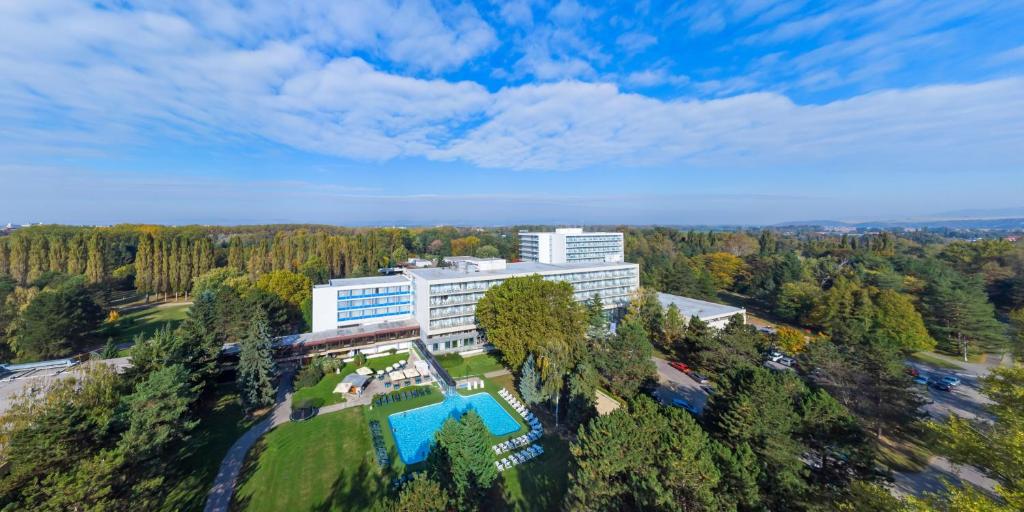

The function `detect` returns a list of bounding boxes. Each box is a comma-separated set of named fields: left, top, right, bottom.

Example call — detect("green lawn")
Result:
left=438, top=352, right=507, bottom=379
left=162, top=385, right=257, bottom=511
left=112, top=302, right=191, bottom=346
left=233, top=409, right=388, bottom=512
left=236, top=373, right=567, bottom=512
left=291, top=353, right=409, bottom=410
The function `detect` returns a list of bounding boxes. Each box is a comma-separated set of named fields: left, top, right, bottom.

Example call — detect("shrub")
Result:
left=353, top=353, right=368, bottom=367
left=294, top=363, right=325, bottom=389
left=437, top=353, right=464, bottom=366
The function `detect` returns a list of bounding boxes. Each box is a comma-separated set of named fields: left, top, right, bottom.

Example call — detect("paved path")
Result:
left=204, top=369, right=294, bottom=512
left=891, top=455, right=998, bottom=499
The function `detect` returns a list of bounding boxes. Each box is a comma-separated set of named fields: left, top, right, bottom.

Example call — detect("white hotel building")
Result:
left=291, top=230, right=742, bottom=362
left=303, top=255, right=639, bottom=359
left=518, top=228, right=624, bottom=264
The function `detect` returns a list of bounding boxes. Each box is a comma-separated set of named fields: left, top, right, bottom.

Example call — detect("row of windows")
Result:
left=430, top=337, right=477, bottom=351
left=429, top=315, right=476, bottom=330
left=337, top=297, right=411, bottom=310
left=564, top=236, right=622, bottom=243
left=430, top=304, right=476, bottom=320
left=573, top=277, right=637, bottom=292
left=337, top=285, right=410, bottom=299
left=427, top=268, right=636, bottom=296
left=337, top=306, right=411, bottom=321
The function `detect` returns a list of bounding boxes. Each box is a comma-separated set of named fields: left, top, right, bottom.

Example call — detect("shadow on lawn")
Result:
left=312, top=457, right=388, bottom=512
left=229, top=437, right=267, bottom=512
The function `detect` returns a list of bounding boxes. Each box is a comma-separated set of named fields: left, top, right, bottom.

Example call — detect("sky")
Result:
left=1, top=0, right=1023, bottom=226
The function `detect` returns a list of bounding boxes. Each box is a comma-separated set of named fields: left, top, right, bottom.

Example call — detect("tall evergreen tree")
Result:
left=518, top=354, right=544, bottom=405
left=430, top=411, right=497, bottom=509
left=922, top=267, right=1006, bottom=360
left=236, top=309, right=277, bottom=411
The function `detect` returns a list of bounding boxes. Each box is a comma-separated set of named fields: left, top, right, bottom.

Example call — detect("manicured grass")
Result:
left=162, top=385, right=256, bottom=511
left=113, top=302, right=191, bottom=345
left=233, top=409, right=388, bottom=512
left=492, top=435, right=572, bottom=512
left=291, top=353, right=409, bottom=410
left=910, top=351, right=966, bottom=371
left=438, top=352, right=507, bottom=378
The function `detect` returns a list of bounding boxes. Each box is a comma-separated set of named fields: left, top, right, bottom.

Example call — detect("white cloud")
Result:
left=616, top=32, right=658, bottom=54
left=433, top=78, right=1024, bottom=171
left=625, top=69, right=689, bottom=88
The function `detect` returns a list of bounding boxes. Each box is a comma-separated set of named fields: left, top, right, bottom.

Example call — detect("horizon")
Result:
left=2, top=1, right=1023, bottom=225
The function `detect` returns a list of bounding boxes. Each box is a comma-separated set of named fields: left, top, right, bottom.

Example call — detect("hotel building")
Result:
left=296, top=255, right=639, bottom=359
left=518, top=228, right=624, bottom=264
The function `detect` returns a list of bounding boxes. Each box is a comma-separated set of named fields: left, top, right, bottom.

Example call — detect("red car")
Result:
left=905, top=366, right=919, bottom=377
left=669, top=361, right=691, bottom=374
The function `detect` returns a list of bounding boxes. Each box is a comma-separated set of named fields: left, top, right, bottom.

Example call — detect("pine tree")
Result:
left=236, top=309, right=277, bottom=411
left=100, top=337, right=120, bottom=359
left=431, top=411, right=497, bottom=508
left=922, top=267, right=1006, bottom=360
left=519, top=354, right=544, bottom=405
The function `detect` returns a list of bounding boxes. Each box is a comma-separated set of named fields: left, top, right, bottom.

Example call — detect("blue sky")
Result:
left=1, top=0, right=1023, bottom=226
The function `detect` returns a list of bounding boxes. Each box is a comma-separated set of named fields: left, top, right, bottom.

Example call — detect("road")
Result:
left=650, top=357, right=709, bottom=413
left=891, top=357, right=1001, bottom=499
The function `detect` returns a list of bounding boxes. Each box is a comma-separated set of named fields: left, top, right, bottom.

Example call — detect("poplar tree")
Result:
left=135, top=234, right=152, bottom=297
left=85, top=234, right=106, bottom=284
left=47, top=236, right=65, bottom=273
left=8, top=236, right=28, bottom=285
left=27, top=237, right=47, bottom=284
left=66, top=233, right=86, bottom=275
left=0, top=239, right=8, bottom=276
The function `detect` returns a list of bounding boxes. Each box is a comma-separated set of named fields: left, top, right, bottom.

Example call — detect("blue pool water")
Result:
left=388, top=392, right=521, bottom=464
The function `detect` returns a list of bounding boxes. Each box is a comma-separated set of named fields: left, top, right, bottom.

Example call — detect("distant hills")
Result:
left=775, top=217, right=1024, bottom=230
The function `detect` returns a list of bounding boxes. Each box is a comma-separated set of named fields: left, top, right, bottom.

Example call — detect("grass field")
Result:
left=438, top=352, right=507, bottom=379
left=112, top=302, right=191, bottom=346
left=162, top=385, right=257, bottom=511
left=235, top=371, right=569, bottom=512
left=291, top=353, right=409, bottom=410
left=233, top=409, right=387, bottom=512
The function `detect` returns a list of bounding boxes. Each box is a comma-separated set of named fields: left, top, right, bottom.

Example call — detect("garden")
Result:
left=290, top=352, right=409, bottom=410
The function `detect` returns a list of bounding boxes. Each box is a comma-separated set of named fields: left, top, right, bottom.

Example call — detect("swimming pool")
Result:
left=388, top=392, right=521, bottom=464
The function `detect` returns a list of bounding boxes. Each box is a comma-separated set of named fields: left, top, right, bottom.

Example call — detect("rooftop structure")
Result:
left=518, top=228, right=624, bottom=264
left=656, top=292, right=746, bottom=329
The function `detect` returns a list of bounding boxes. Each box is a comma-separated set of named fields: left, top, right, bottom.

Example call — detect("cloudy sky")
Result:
left=1, top=0, right=1022, bottom=226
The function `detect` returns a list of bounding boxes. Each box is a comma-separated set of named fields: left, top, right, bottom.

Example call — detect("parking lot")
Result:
left=650, top=357, right=709, bottom=413
left=905, top=360, right=994, bottom=423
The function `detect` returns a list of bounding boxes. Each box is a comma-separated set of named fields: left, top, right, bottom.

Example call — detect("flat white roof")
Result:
left=656, top=292, right=745, bottom=320
left=316, top=275, right=410, bottom=288
left=519, top=230, right=622, bottom=236
left=404, top=260, right=637, bottom=283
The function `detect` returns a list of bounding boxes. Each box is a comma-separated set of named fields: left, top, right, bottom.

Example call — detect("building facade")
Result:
left=518, top=228, right=624, bottom=264
left=308, top=256, right=639, bottom=356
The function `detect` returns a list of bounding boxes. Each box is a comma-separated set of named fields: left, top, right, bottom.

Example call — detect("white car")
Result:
left=778, top=356, right=796, bottom=367
left=768, top=351, right=784, bottom=362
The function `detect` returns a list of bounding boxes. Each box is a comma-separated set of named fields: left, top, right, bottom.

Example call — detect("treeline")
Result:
left=627, top=227, right=1022, bottom=358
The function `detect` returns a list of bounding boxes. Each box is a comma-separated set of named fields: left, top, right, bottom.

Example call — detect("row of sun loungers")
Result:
left=494, top=444, right=544, bottom=472
left=373, top=387, right=431, bottom=406
left=368, top=420, right=390, bottom=468
left=498, top=388, right=543, bottom=431
left=492, top=430, right=542, bottom=454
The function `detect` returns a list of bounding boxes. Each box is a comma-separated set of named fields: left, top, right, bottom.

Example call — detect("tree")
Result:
left=118, top=364, right=197, bottom=470
left=255, top=270, right=312, bottom=310
left=591, top=317, right=656, bottom=399
left=775, top=326, right=809, bottom=354
left=236, top=310, right=277, bottom=411
left=12, top=277, right=103, bottom=359
left=391, top=473, right=451, bottom=512
left=450, top=236, right=481, bottom=256
left=697, top=252, right=747, bottom=290
left=921, top=266, right=1006, bottom=360
left=85, top=233, right=107, bottom=284
left=101, top=337, right=120, bottom=359
left=661, top=303, right=685, bottom=354
left=475, top=244, right=500, bottom=259
left=566, top=396, right=721, bottom=511
left=704, top=367, right=809, bottom=508
left=430, top=411, right=497, bottom=508
left=518, top=354, right=545, bottom=405
left=299, top=256, right=330, bottom=285
left=584, top=294, right=609, bottom=341
left=476, top=275, right=585, bottom=371
left=872, top=289, right=935, bottom=352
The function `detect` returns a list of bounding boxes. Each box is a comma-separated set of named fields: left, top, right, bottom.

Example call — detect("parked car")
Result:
left=671, top=398, right=700, bottom=414
left=691, top=372, right=710, bottom=385
left=930, top=380, right=953, bottom=392
left=940, top=375, right=962, bottom=387
left=913, top=375, right=929, bottom=385
left=778, top=356, right=796, bottom=367
left=768, top=351, right=784, bottom=362
left=669, top=361, right=691, bottom=374
left=905, top=366, right=920, bottom=377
